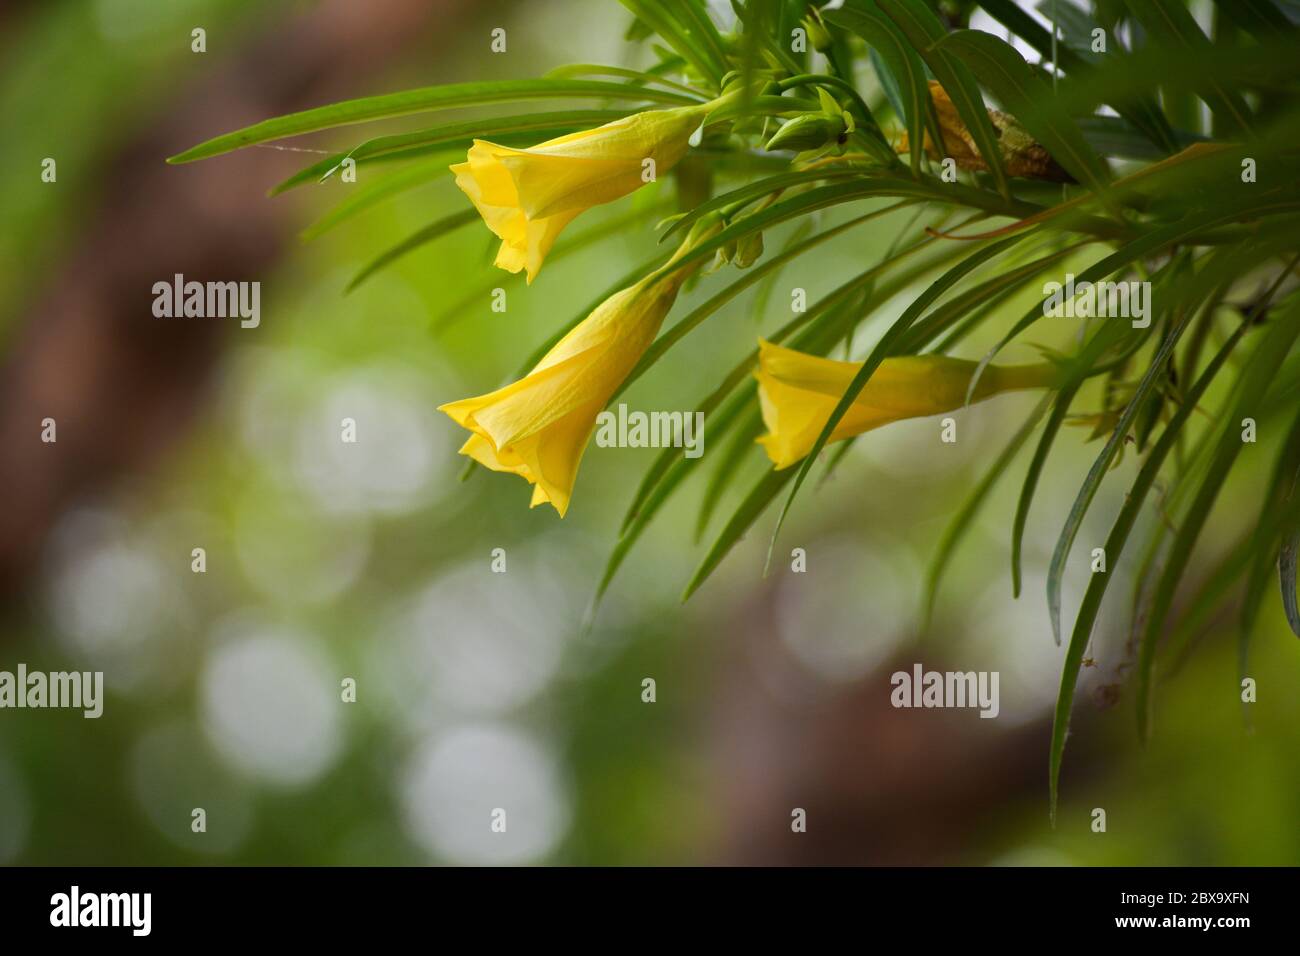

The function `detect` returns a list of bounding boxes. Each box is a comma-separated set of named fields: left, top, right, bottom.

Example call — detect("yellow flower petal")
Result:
left=438, top=221, right=717, bottom=515
left=755, top=340, right=1058, bottom=469
left=452, top=106, right=705, bottom=282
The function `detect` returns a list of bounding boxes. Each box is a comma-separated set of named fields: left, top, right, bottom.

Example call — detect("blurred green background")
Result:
left=0, top=0, right=1297, bottom=866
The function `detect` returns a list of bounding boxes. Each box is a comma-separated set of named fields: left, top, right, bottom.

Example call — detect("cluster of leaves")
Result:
left=170, top=0, right=1300, bottom=815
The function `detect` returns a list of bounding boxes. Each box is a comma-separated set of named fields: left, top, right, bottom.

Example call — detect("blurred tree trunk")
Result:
left=0, top=0, right=467, bottom=596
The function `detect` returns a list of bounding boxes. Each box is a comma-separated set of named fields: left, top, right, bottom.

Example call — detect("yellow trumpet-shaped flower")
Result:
left=755, top=340, right=1058, bottom=469
left=451, top=104, right=708, bottom=284
left=439, top=224, right=717, bottom=516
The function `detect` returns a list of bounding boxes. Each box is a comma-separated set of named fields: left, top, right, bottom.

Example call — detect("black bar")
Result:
left=0, top=866, right=1283, bottom=941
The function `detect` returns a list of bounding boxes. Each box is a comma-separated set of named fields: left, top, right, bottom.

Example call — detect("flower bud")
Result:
left=764, top=112, right=846, bottom=153
left=732, top=230, right=764, bottom=269
left=802, top=15, right=833, bottom=53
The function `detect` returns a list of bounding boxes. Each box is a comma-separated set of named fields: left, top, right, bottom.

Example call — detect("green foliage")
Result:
left=174, top=0, right=1300, bottom=817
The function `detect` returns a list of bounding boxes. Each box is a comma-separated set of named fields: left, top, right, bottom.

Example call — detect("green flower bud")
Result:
left=802, top=15, right=833, bottom=52
left=732, top=230, right=764, bottom=269
left=764, top=112, right=846, bottom=153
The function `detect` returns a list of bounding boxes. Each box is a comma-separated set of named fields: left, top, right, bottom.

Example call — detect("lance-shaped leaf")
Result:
left=695, top=404, right=766, bottom=541
left=167, top=79, right=703, bottom=163
left=1049, top=316, right=1254, bottom=824
left=1010, top=318, right=1132, bottom=603
left=826, top=4, right=943, bottom=173
left=1135, top=297, right=1300, bottom=743
left=1044, top=265, right=1195, bottom=642
left=1124, top=0, right=1255, bottom=137
left=586, top=390, right=751, bottom=626
left=544, top=63, right=708, bottom=97
left=923, top=394, right=1052, bottom=627
left=658, top=168, right=870, bottom=244
left=301, top=158, right=452, bottom=240
left=617, top=0, right=727, bottom=86
left=345, top=208, right=479, bottom=292
left=270, top=110, right=633, bottom=194
left=682, top=469, right=796, bottom=601
left=876, top=0, right=1011, bottom=198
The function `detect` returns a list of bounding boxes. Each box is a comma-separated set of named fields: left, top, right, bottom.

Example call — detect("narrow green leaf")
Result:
left=300, top=158, right=449, bottom=240
left=589, top=453, right=700, bottom=623
left=1049, top=316, right=1254, bottom=824
left=695, top=404, right=765, bottom=541
left=1034, top=0, right=1106, bottom=60
left=923, top=394, right=1052, bottom=626
left=659, top=168, right=867, bottom=244
left=1161, top=532, right=1258, bottom=680
left=916, top=240, right=1087, bottom=354
left=868, top=48, right=907, bottom=130
left=683, top=468, right=795, bottom=601
left=1011, top=311, right=1151, bottom=601
left=618, top=388, right=749, bottom=538
left=617, top=0, right=726, bottom=85
left=876, top=0, right=1012, bottom=198
left=827, top=4, right=942, bottom=173
left=752, top=218, right=816, bottom=322
left=1135, top=298, right=1300, bottom=743
left=1044, top=270, right=1195, bottom=642
left=1011, top=380, right=1080, bottom=600
left=1075, top=116, right=1204, bottom=162
left=168, top=80, right=702, bottom=164
left=1125, top=0, right=1255, bottom=137
left=673, top=0, right=732, bottom=77
left=543, top=63, right=707, bottom=97
left=269, top=110, right=631, bottom=194
left=345, top=208, right=479, bottom=292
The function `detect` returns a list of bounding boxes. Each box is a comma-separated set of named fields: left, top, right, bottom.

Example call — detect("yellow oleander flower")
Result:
left=439, top=224, right=717, bottom=516
left=755, top=340, right=1058, bottom=469
left=451, top=104, right=707, bottom=283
